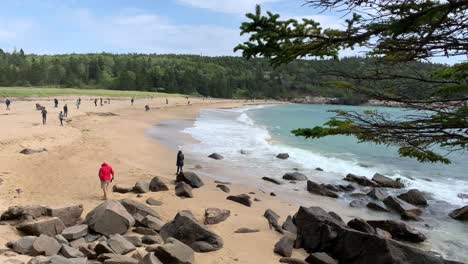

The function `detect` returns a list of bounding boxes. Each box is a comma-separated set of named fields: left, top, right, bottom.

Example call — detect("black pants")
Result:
left=60, top=119, right=63, bottom=126
left=64, top=111, right=68, bottom=117
left=42, top=116, right=47, bottom=125
left=177, top=166, right=183, bottom=174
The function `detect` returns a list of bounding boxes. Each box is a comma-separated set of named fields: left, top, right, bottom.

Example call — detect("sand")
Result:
left=0, top=96, right=309, bottom=263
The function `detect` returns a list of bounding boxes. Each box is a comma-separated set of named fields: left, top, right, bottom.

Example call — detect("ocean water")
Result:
left=180, top=103, right=468, bottom=261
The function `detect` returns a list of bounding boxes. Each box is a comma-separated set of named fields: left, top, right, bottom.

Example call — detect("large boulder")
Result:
left=7, top=236, right=38, bottom=255
left=208, top=153, right=224, bottom=160
left=449, top=205, right=468, bottom=221
left=45, top=205, right=83, bottom=227
left=276, top=153, right=290, bottom=160
left=142, top=215, right=165, bottom=232
left=120, top=199, right=161, bottom=219
left=1, top=205, right=46, bottom=221
left=153, top=237, right=194, bottom=264
left=107, top=234, right=136, bottom=255
left=176, top=172, right=204, bottom=188
left=398, top=189, right=428, bottom=206
left=160, top=211, right=223, bottom=252
left=343, top=174, right=379, bottom=187
left=84, top=200, right=135, bottom=236
left=204, top=208, right=230, bottom=225
left=283, top=172, right=308, bottom=181
left=61, top=225, right=88, bottom=241
left=282, top=215, right=297, bottom=234
left=367, top=220, right=426, bottom=243
left=175, top=182, right=193, bottom=198
left=274, top=236, right=294, bottom=257
left=133, top=181, right=150, bottom=194
left=149, top=177, right=169, bottom=192
left=226, top=194, right=252, bottom=207
left=307, top=181, right=339, bottom=198
left=367, top=189, right=387, bottom=201
left=17, top=217, right=66, bottom=237
left=383, top=196, right=423, bottom=215
left=32, top=234, right=61, bottom=256
left=372, top=173, right=404, bottom=188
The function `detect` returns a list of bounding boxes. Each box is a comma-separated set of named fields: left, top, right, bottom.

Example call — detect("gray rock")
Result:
left=175, top=182, right=193, bottom=198
left=279, top=257, right=308, bottom=264
left=103, top=254, right=138, bottom=264
left=78, top=244, right=97, bottom=259
left=142, top=235, right=163, bottom=245
left=5, top=259, right=25, bottom=264
left=175, top=172, right=204, bottom=188
left=449, top=205, right=468, bottom=221
left=45, top=205, right=83, bottom=227
left=108, top=234, right=136, bottom=255
left=133, top=227, right=158, bottom=236
left=383, top=196, right=423, bottom=216
left=215, top=184, right=230, bottom=193
left=113, top=185, right=134, bottom=194
left=276, top=153, right=289, bottom=159
left=134, top=182, right=150, bottom=194
left=9, top=236, right=38, bottom=255
left=94, top=241, right=115, bottom=255
left=226, top=194, right=252, bottom=207
left=32, top=234, right=61, bottom=256
left=153, top=237, right=194, bottom=264
left=208, top=153, right=224, bottom=160
left=264, top=209, right=284, bottom=234
left=140, top=253, right=163, bottom=264
left=60, top=245, right=84, bottom=258
left=145, top=198, right=162, bottom=206
left=85, top=200, right=135, bottom=236
left=343, top=173, right=379, bottom=187
left=234, top=228, right=259, bottom=233
left=372, top=173, right=404, bottom=188
left=84, top=233, right=101, bottom=243
left=366, top=201, right=390, bottom=212
left=47, top=255, right=74, bottom=264
left=282, top=215, right=297, bottom=233
left=262, top=177, right=282, bottom=185
left=349, top=200, right=367, bottom=208
left=69, top=238, right=86, bottom=249
left=305, top=252, right=338, bottom=264
left=61, top=225, right=88, bottom=241
left=123, top=236, right=143, bottom=247
left=1, top=205, right=46, bottom=221
left=142, top=215, right=165, bottom=232
left=149, top=177, right=169, bottom=192
left=347, top=218, right=376, bottom=234
left=17, top=217, right=66, bottom=237
left=55, top=234, right=69, bottom=245
left=306, top=181, right=339, bottom=198
left=367, top=189, right=387, bottom=201
left=282, top=172, right=308, bottom=181
left=120, top=199, right=161, bottom=219
left=398, top=189, right=428, bottom=206
left=160, top=211, right=223, bottom=252
left=204, top=208, right=230, bottom=225
left=367, top=220, right=426, bottom=243
left=274, top=236, right=294, bottom=257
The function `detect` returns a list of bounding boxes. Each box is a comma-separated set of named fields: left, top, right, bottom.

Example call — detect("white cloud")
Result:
left=176, top=0, right=277, bottom=14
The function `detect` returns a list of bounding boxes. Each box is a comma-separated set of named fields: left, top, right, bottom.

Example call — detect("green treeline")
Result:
left=0, top=49, right=443, bottom=99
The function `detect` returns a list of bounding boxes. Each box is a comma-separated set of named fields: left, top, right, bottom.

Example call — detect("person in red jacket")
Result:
left=98, top=162, right=114, bottom=200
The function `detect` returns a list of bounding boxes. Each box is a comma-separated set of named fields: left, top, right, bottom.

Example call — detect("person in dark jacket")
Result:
left=176, top=150, right=184, bottom=174
left=54, top=98, right=58, bottom=108
left=63, top=104, right=68, bottom=117
left=41, top=107, right=47, bottom=125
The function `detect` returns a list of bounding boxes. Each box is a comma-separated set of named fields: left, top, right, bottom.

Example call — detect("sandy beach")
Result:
left=0, top=96, right=311, bottom=263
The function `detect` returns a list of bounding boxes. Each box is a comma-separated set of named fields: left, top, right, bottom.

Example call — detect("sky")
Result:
left=0, top=0, right=463, bottom=64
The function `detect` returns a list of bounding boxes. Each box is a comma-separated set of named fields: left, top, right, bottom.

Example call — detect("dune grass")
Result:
left=0, top=87, right=188, bottom=98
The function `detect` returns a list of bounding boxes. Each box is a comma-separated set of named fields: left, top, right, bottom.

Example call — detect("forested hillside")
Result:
left=0, top=49, right=444, bottom=99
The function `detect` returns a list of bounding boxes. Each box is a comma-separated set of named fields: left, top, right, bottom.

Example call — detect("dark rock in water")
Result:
left=367, top=220, right=426, bottom=243
left=160, top=211, right=223, bottom=252
left=262, top=177, right=282, bottom=185
left=85, top=200, right=135, bottom=236
left=367, top=201, right=390, bottom=212
left=146, top=198, right=162, bottom=206
left=279, top=257, right=308, bottom=264
left=113, top=185, right=134, bottom=194
left=423, top=178, right=433, bottom=182
left=32, top=234, right=61, bottom=256
left=274, top=236, right=294, bottom=257
left=283, top=172, right=308, bottom=181
left=216, top=184, right=230, bottom=193
left=457, top=193, right=468, bottom=200
left=234, top=228, right=259, bottom=233
left=120, top=198, right=161, bottom=219
left=176, top=172, right=204, bottom=188
left=398, top=189, right=428, bottom=206
left=208, top=153, right=224, bottom=160
left=264, top=209, right=284, bottom=234
left=307, top=181, right=339, bottom=198
left=323, top=184, right=340, bottom=193
left=282, top=216, right=297, bottom=234
left=449, top=206, right=468, bottom=221
left=347, top=218, right=375, bottom=234
left=19, top=148, right=47, bottom=155
left=276, top=153, right=290, bottom=160
left=134, top=181, right=150, bottom=194
left=214, top=180, right=231, bottom=185
left=240, top=149, right=251, bottom=155
left=315, top=168, right=324, bottom=172
left=175, top=182, right=193, bottom=198
left=367, top=189, right=387, bottom=201
left=401, top=211, right=423, bottom=221
left=349, top=200, right=366, bottom=208
left=328, top=212, right=344, bottom=224
left=349, top=192, right=368, bottom=199
left=337, top=184, right=355, bottom=192
left=153, top=237, right=194, bottom=264
left=1, top=205, right=46, bottom=221
left=270, top=192, right=277, bottom=196
left=17, top=217, right=66, bottom=237
left=305, top=252, right=338, bottom=264
left=227, top=194, right=252, bottom=207
left=383, top=196, right=423, bottom=216
left=204, top=208, right=230, bottom=225
left=372, top=173, right=404, bottom=188
left=343, top=173, right=379, bottom=187
left=149, top=177, right=169, bottom=192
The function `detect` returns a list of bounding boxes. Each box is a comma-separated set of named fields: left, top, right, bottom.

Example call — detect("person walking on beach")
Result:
left=131, top=97, right=134, bottom=106
left=41, top=107, right=47, bottom=125
left=100, top=98, right=103, bottom=106
left=63, top=104, right=68, bottom=118
left=76, top=98, right=81, bottom=109
left=166, top=98, right=168, bottom=105
left=5, top=98, right=11, bottom=110
left=98, top=162, right=114, bottom=200
left=54, top=98, right=58, bottom=108
left=94, top=98, right=98, bottom=107
left=145, top=105, right=150, bottom=111
left=58, top=111, right=64, bottom=126
left=176, top=149, right=184, bottom=174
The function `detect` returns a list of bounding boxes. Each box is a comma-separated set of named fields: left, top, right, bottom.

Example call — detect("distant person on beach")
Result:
left=54, top=98, right=58, bottom=108
left=41, top=107, right=47, bottom=125
left=166, top=98, right=168, bottom=105
left=5, top=98, right=11, bottom=110
left=145, top=105, right=150, bottom=111
left=98, top=162, right=114, bottom=200
left=76, top=98, right=81, bottom=109
left=108, top=98, right=110, bottom=104
left=94, top=98, right=98, bottom=106
left=176, top=149, right=184, bottom=174
left=63, top=104, right=68, bottom=117
left=58, top=111, right=64, bottom=126
left=100, top=98, right=103, bottom=106
left=131, top=97, right=134, bottom=106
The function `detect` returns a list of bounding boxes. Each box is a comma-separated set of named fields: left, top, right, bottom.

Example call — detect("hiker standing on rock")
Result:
left=98, top=162, right=114, bottom=200
left=63, top=104, right=68, bottom=117
left=41, top=107, right=47, bottom=125
left=59, top=111, right=64, bottom=126
left=176, top=149, right=184, bottom=174
left=5, top=98, right=11, bottom=110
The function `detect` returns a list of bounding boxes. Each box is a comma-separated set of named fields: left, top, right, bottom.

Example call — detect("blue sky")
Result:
left=0, top=0, right=349, bottom=55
